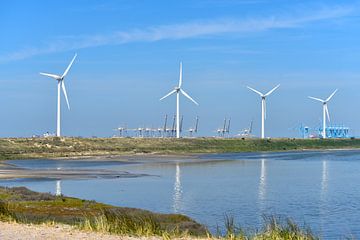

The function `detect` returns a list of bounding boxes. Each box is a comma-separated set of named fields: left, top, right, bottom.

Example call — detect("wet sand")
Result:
left=0, top=160, right=152, bottom=180
left=0, top=149, right=358, bottom=180
left=0, top=154, right=199, bottom=180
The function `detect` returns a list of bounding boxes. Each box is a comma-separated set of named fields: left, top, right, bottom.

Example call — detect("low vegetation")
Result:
left=0, top=187, right=320, bottom=239
left=0, top=186, right=206, bottom=237
left=0, top=187, right=319, bottom=239
left=0, top=137, right=359, bottom=160
left=215, top=215, right=317, bottom=240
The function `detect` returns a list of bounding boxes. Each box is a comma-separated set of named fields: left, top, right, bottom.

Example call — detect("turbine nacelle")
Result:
left=308, top=89, right=338, bottom=123
left=39, top=54, right=77, bottom=111
left=39, top=54, right=77, bottom=137
left=247, top=84, right=280, bottom=138
left=160, top=62, right=199, bottom=138
left=160, top=62, right=199, bottom=106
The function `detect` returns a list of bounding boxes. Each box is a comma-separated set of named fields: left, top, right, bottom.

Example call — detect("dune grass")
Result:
left=214, top=215, right=317, bottom=240
left=0, top=137, right=359, bottom=160
left=0, top=186, right=206, bottom=237
left=0, top=187, right=320, bottom=239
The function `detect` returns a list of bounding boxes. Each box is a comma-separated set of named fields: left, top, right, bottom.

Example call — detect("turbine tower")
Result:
left=160, top=62, right=199, bottom=138
left=247, top=84, right=280, bottom=139
left=40, top=54, right=77, bottom=137
left=308, top=89, right=338, bottom=139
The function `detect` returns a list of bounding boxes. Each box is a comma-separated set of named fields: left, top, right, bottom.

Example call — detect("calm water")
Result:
left=1, top=150, right=360, bottom=239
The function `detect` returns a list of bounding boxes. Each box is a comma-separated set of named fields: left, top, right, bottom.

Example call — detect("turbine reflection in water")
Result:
left=56, top=180, right=62, bottom=196
left=321, top=160, right=328, bottom=195
left=258, top=159, right=266, bottom=202
left=319, top=160, right=329, bottom=235
left=173, top=163, right=182, bottom=213
left=319, top=160, right=329, bottom=232
left=55, top=166, right=62, bottom=196
left=258, top=158, right=267, bottom=223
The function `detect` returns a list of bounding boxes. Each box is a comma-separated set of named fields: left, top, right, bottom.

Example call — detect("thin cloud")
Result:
left=0, top=5, right=353, bottom=62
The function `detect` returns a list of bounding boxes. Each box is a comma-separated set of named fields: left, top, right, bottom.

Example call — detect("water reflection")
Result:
left=258, top=158, right=266, bottom=223
left=319, top=160, right=329, bottom=236
left=55, top=180, right=62, bottom=196
left=258, top=159, right=266, bottom=202
left=321, top=160, right=328, bottom=196
left=173, top=163, right=182, bottom=213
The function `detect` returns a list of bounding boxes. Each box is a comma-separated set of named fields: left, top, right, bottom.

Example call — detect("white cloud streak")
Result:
left=0, top=5, right=353, bottom=62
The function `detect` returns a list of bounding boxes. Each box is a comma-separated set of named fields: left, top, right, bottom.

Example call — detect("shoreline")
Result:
left=0, top=147, right=359, bottom=180
left=23, top=146, right=360, bottom=161
left=3, top=145, right=360, bottom=161
left=1, top=137, right=360, bottom=162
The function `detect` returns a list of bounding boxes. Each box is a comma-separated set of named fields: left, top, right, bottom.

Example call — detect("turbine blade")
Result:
left=180, top=89, right=199, bottom=105
left=179, top=62, right=182, bottom=88
left=160, top=89, right=176, bottom=101
left=40, top=72, right=61, bottom=80
left=247, top=86, right=263, bottom=96
left=326, top=89, right=338, bottom=102
left=264, top=84, right=280, bottom=96
left=61, top=81, right=70, bottom=110
left=62, top=53, right=77, bottom=78
left=308, top=96, right=325, bottom=102
left=325, top=104, right=330, bottom=122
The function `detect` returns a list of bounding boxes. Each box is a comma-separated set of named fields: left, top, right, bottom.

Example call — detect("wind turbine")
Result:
left=247, top=84, right=280, bottom=139
left=160, top=62, right=199, bottom=138
left=308, top=89, right=338, bottom=139
left=40, top=54, right=77, bottom=137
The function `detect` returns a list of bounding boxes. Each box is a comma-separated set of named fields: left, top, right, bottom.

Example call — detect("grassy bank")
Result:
left=0, top=186, right=206, bottom=237
left=0, top=137, right=359, bottom=160
left=0, top=187, right=318, bottom=239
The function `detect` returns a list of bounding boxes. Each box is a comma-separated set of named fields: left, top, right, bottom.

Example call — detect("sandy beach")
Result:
left=0, top=221, right=165, bottom=240
left=0, top=221, right=206, bottom=240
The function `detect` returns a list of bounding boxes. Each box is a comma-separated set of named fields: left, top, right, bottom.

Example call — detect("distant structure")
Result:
left=114, top=126, right=127, bottom=137
left=216, top=118, right=231, bottom=137
left=188, top=116, right=199, bottom=137
left=170, top=115, right=176, bottom=137
left=247, top=84, right=280, bottom=139
left=160, top=62, right=199, bottom=138
left=40, top=54, right=77, bottom=137
left=292, top=122, right=349, bottom=139
left=238, top=120, right=254, bottom=138
left=134, top=127, right=145, bottom=138
left=299, top=124, right=310, bottom=139
left=308, top=89, right=338, bottom=139
left=319, top=125, right=350, bottom=138
left=291, top=123, right=310, bottom=139
left=161, top=115, right=168, bottom=138
left=116, top=114, right=194, bottom=138
left=43, top=132, right=56, bottom=138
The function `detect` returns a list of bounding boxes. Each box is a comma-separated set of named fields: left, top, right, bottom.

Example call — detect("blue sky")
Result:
left=1, top=0, right=360, bottom=137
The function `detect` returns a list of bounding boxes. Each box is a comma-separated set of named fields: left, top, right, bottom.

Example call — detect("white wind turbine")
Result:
left=40, top=54, right=77, bottom=137
left=160, top=62, right=199, bottom=138
left=308, top=89, right=338, bottom=139
left=247, top=84, right=280, bottom=139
